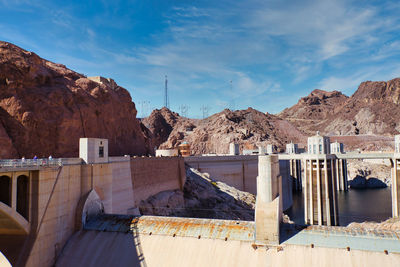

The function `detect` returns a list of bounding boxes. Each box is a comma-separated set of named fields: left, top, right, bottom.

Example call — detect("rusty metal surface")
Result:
left=132, top=216, right=255, bottom=241
left=302, top=225, right=400, bottom=240
left=84, top=214, right=135, bottom=233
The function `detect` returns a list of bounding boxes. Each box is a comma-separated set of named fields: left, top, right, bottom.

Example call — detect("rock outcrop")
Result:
left=145, top=107, right=306, bottom=154
left=279, top=89, right=348, bottom=135
left=139, top=167, right=256, bottom=221
left=141, top=107, right=195, bottom=149
left=348, top=217, right=400, bottom=231
left=0, top=41, right=152, bottom=158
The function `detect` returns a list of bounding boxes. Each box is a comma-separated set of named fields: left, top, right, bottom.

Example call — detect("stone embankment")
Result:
left=348, top=217, right=400, bottom=231
left=139, top=167, right=256, bottom=221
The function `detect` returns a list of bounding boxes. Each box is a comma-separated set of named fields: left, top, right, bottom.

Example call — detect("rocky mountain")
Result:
left=278, top=89, right=349, bottom=135
left=280, top=78, right=400, bottom=137
left=141, top=107, right=196, bottom=149
left=145, top=107, right=306, bottom=154
left=323, top=78, right=400, bottom=136
left=279, top=78, right=400, bottom=150
left=0, top=41, right=152, bottom=158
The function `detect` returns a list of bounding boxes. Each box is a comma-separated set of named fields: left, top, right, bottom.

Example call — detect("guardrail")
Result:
left=0, top=158, right=63, bottom=168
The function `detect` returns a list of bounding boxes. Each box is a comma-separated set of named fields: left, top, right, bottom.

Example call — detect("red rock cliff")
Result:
left=0, top=41, right=152, bottom=158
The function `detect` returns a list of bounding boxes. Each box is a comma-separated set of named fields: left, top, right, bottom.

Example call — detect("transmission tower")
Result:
left=229, top=80, right=236, bottom=111
left=164, top=75, right=169, bottom=109
left=138, top=100, right=150, bottom=118
left=179, top=104, right=189, bottom=117
left=200, top=105, right=211, bottom=119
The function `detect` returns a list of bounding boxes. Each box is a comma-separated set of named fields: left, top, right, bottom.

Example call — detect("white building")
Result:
left=307, top=132, right=330, bottom=154
left=286, top=142, right=298, bottom=154
left=330, top=141, right=344, bottom=154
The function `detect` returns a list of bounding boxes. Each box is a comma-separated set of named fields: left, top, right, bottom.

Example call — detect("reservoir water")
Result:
left=285, top=187, right=392, bottom=226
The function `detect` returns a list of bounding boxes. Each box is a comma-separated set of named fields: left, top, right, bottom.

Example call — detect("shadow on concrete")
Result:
left=279, top=223, right=308, bottom=244
left=56, top=214, right=146, bottom=267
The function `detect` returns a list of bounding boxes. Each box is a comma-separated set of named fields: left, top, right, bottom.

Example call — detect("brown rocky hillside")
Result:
left=279, top=78, right=400, bottom=150
left=278, top=89, right=348, bottom=135
left=0, top=41, right=152, bottom=158
left=323, top=78, right=400, bottom=136
left=145, top=107, right=306, bottom=155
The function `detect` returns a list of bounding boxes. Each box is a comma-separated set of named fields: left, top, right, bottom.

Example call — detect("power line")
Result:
left=200, top=105, right=211, bottom=119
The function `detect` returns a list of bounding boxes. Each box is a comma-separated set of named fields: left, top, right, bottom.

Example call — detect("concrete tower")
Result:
left=307, top=131, right=330, bottom=154
left=330, top=142, right=348, bottom=191
left=303, top=133, right=338, bottom=226
left=392, top=135, right=400, bottom=217
left=286, top=142, right=302, bottom=191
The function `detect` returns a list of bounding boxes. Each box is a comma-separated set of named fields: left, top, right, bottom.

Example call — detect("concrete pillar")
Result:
left=303, top=159, right=308, bottom=223
left=289, top=159, right=302, bottom=192
left=303, top=157, right=338, bottom=226
left=392, top=158, right=400, bottom=217
left=316, top=160, right=322, bottom=225
left=255, top=155, right=281, bottom=244
left=343, top=160, right=348, bottom=190
left=333, top=158, right=348, bottom=191
left=11, top=173, right=17, bottom=210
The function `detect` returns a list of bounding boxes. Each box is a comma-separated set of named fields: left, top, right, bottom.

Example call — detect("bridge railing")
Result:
left=0, top=158, right=63, bottom=168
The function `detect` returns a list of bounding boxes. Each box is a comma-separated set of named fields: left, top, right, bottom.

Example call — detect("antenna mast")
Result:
left=164, top=75, right=169, bottom=109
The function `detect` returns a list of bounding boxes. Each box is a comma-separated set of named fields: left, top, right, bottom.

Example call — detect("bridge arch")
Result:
left=0, top=175, right=11, bottom=207
left=0, top=251, right=12, bottom=267
left=0, top=201, right=30, bottom=235
left=75, top=189, right=104, bottom=230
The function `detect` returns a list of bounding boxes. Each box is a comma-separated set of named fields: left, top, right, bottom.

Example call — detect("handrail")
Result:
left=0, top=158, right=63, bottom=168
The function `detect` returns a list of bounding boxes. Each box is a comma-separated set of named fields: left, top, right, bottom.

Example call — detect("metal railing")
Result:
left=0, top=158, right=63, bottom=168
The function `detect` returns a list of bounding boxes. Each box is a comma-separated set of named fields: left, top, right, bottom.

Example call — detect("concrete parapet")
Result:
left=108, top=156, right=130, bottom=162
left=156, top=149, right=179, bottom=157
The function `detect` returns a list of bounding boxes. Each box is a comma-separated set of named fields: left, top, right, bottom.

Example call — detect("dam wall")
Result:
left=185, top=155, right=293, bottom=210
left=0, top=155, right=187, bottom=267
left=24, top=159, right=136, bottom=267
left=130, top=156, right=186, bottom=206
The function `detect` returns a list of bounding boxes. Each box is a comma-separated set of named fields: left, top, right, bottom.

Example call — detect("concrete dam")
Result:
left=1, top=136, right=400, bottom=266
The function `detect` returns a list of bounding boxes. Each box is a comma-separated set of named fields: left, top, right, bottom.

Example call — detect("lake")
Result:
left=285, top=187, right=392, bottom=226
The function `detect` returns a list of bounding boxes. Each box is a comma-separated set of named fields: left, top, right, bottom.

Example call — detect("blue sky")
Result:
left=1, top=0, right=400, bottom=118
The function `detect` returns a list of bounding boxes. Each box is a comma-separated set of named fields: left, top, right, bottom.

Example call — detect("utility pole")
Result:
left=229, top=80, right=236, bottom=111
left=179, top=104, right=189, bottom=117
left=164, top=75, right=169, bottom=109
left=138, top=100, right=150, bottom=118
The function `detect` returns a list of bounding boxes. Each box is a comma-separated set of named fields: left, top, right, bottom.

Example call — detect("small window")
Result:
left=99, top=146, right=104, bottom=158
left=319, top=144, right=322, bottom=153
